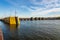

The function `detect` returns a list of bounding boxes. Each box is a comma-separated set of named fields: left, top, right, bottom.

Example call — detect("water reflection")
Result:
left=4, top=24, right=20, bottom=40
left=0, top=20, right=60, bottom=40
left=9, top=24, right=18, bottom=31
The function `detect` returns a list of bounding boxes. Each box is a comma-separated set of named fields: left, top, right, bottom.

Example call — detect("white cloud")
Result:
left=20, top=6, right=35, bottom=11
left=29, top=0, right=60, bottom=17
left=30, top=0, right=60, bottom=9
left=30, top=0, right=57, bottom=4
left=31, top=8, right=60, bottom=17
left=30, top=0, right=58, bottom=5
left=6, top=0, right=60, bottom=11
left=46, top=14, right=60, bottom=17
left=5, top=0, right=35, bottom=12
left=5, top=0, right=60, bottom=17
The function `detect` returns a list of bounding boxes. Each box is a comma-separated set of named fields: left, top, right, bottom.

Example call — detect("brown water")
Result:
left=0, top=20, right=60, bottom=40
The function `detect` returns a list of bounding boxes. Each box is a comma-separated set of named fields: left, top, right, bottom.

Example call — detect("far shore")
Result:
left=20, top=17, right=60, bottom=21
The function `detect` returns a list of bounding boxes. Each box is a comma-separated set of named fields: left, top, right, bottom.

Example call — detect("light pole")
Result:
left=15, top=9, right=17, bottom=17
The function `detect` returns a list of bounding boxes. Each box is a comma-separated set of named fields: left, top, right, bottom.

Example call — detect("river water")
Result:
left=0, top=20, right=60, bottom=40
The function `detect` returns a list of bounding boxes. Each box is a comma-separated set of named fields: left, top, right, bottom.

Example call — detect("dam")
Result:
left=1, top=16, right=20, bottom=25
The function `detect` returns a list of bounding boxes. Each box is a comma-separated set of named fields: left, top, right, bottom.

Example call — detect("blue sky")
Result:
left=0, top=0, right=60, bottom=18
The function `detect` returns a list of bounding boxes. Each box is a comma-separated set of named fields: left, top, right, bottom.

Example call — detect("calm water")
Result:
left=0, top=20, right=60, bottom=40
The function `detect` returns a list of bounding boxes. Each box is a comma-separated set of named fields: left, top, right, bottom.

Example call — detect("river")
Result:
left=0, top=20, right=60, bottom=40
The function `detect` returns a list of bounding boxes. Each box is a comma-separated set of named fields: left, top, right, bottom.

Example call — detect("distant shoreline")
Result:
left=20, top=17, right=60, bottom=21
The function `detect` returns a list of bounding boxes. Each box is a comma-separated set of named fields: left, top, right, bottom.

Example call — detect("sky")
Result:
left=0, top=0, right=60, bottom=18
